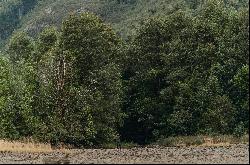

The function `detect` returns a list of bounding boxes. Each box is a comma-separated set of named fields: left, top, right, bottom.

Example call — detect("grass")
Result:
left=154, top=134, right=249, bottom=147
left=0, top=134, right=248, bottom=152
left=0, top=140, right=72, bottom=153
left=0, top=139, right=139, bottom=152
left=101, top=142, right=139, bottom=149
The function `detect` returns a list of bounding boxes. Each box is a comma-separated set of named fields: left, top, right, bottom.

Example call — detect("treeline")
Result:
left=0, top=0, right=249, bottom=146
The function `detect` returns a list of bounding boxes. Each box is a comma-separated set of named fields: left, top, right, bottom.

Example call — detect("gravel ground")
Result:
left=0, top=144, right=248, bottom=164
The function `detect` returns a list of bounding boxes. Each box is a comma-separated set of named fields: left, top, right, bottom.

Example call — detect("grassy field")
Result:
left=0, top=140, right=73, bottom=153
left=154, top=135, right=249, bottom=147
left=0, top=135, right=248, bottom=153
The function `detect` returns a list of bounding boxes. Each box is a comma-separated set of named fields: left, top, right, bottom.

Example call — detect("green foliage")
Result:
left=233, top=121, right=247, bottom=137
left=0, top=0, right=248, bottom=48
left=0, top=0, right=38, bottom=48
left=0, top=12, right=125, bottom=147
left=233, top=65, right=249, bottom=92
left=57, top=13, right=124, bottom=146
left=0, top=0, right=22, bottom=41
left=0, top=56, right=39, bottom=139
left=0, top=0, right=249, bottom=147
left=37, top=26, right=59, bottom=58
left=61, top=13, right=121, bottom=83
left=232, top=65, right=249, bottom=131
left=120, top=0, right=249, bottom=144
left=7, top=32, right=34, bottom=62
left=0, top=31, right=38, bottom=139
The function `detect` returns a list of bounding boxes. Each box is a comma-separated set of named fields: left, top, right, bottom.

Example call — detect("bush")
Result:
left=233, top=122, right=247, bottom=138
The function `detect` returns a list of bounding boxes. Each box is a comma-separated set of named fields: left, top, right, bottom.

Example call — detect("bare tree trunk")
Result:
left=56, top=54, right=67, bottom=122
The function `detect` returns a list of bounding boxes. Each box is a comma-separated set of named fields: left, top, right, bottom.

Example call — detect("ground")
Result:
left=0, top=144, right=249, bottom=164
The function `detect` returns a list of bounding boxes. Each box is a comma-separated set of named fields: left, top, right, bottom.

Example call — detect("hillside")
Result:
left=0, top=0, right=189, bottom=48
left=18, top=0, right=192, bottom=38
left=1, top=0, right=248, bottom=49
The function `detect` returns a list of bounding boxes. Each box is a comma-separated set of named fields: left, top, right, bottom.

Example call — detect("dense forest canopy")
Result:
left=0, top=0, right=249, bottom=146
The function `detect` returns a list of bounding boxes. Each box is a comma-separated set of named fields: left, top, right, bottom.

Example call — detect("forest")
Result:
left=0, top=0, right=249, bottom=147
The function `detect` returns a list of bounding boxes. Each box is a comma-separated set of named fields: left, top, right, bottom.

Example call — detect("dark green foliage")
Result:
left=120, top=0, right=249, bottom=144
left=50, top=13, right=124, bottom=146
left=8, top=32, right=34, bottom=62
left=37, top=27, right=59, bottom=58
left=0, top=0, right=37, bottom=48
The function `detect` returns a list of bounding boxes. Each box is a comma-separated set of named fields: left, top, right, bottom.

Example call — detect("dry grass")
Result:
left=201, top=134, right=249, bottom=147
left=155, top=134, right=249, bottom=147
left=0, top=140, right=71, bottom=153
left=0, top=134, right=248, bottom=153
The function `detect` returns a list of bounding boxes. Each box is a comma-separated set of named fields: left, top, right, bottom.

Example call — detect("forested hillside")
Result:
left=1, top=0, right=249, bottom=48
left=0, top=0, right=249, bottom=147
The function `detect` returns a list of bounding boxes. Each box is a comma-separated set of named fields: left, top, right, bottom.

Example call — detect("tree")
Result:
left=46, top=12, right=125, bottom=146
left=121, top=0, right=249, bottom=144
left=0, top=56, right=39, bottom=140
left=8, top=32, right=35, bottom=63
left=232, top=65, right=249, bottom=133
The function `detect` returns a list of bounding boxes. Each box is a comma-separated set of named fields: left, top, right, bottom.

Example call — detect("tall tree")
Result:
left=46, top=12, right=125, bottom=146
